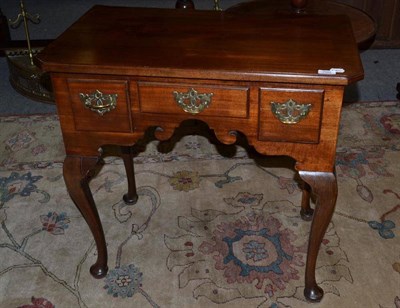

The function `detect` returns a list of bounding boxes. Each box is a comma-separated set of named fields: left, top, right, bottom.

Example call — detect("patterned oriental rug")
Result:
left=0, top=101, right=399, bottom=308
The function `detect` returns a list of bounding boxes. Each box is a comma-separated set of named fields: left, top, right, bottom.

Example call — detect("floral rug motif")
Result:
left=164, top=193, right=348, bottom=307
left=0, top=102, right=399, bottom=308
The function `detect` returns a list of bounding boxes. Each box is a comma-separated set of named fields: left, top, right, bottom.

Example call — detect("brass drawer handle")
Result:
left=79, top=90, right=118, bottom=115
left=271, top=99, right=312, bottom=124
left=173, top=88, right=213, bottom=114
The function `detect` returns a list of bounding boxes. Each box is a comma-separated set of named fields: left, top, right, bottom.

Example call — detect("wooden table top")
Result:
left=37, top=6, right=363, bottom=85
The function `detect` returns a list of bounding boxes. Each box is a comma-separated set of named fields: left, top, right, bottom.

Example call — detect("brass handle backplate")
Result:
left=271, top=99, right=311, bottom=124
left=173, top=88, right=213, bottom=114
left=79, top=90, right=118, bottom=116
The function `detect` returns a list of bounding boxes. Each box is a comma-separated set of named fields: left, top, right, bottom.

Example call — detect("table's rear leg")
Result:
left=63, top=155, right=108, bottom=278
left=298, top=171, right=338, bottom=302
left=120, top=146, right=138, bottom=205
left=300, top=181, right=314, bottom=221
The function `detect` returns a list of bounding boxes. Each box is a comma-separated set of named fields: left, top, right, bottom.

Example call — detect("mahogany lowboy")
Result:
left=37, top=6, right=363, bottom=302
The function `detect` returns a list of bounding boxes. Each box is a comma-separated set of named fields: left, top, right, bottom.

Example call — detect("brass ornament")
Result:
left=8, top=0, right=40, bottom=66
left=6, top=1, right=54, bottom=103
left=79, top=90, right=118, bottom=115
left=214, top=0, right=222, bottom=11
left=271, top=99, right=312, bottom=124
left=173, top=88, right=213, bottom=114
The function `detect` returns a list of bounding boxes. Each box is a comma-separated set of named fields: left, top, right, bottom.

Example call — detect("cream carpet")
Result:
left=0, top=101, right=399, bottom=307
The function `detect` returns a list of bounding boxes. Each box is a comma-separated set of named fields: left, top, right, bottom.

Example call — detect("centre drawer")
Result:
left=137, top=82, right=249, bottom=118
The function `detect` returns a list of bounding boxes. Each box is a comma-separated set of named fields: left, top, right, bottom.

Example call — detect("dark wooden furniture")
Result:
left=37, top=6, right=363, bottom=302
left=334, top=0, right=400, bottom=48
left=228, top=0, right=377, bottom=49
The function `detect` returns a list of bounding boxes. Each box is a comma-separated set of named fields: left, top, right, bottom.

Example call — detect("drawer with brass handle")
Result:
left=258, top=87, right=324, bottom=143
left=137, top=82, right=249, bottom=118
left=67, top=79, right=131, bottom=132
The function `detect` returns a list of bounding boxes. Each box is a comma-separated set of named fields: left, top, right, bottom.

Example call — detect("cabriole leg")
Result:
left=63, top=155, right=108, bottom=278
left=298, top=171, right=338, bottom=302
